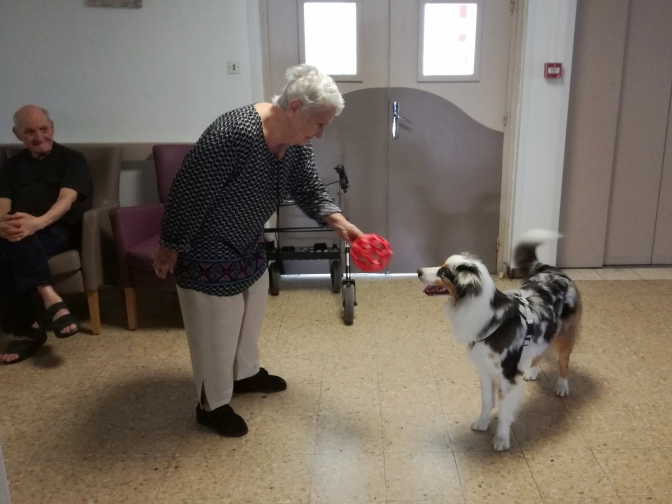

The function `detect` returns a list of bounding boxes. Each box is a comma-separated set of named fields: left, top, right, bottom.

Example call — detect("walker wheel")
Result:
left=343, top=284, right=355, bottom=325
left=330, top=260, right=342, bottom=293
left=269, top=262, right=280, bottom=296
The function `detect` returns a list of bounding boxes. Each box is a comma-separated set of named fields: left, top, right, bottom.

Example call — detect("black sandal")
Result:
left=46, top=301, right=81, bottom=339
left=2, top=326, right=47, bottom=365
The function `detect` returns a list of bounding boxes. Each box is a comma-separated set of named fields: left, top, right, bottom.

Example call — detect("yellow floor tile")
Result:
left=315, top=411, right=383, bottom=454
left=234, top=452, right=313, bottom=504
left=382, top=411, right=451, bottom=453
left=319, top=380, right=381, bottom=415
left=384, top=452, right=463, bottom=502
left=310, top=452, right=386, bottom=503
left=244, top=414, right=317, bottom=455
left=513, top=408, right=589, bottom=452
left=525, top=450, right=618, bottom=500
left=570, top=410, right=656, bottom=449
left=2, top=278, right=672, bottom=502
left=593, top=448, right=672, bottom=496
left=380, top=380, right=443, bottom=416
left=154, top=453, right=242, bottom=503
left=454, top=451, right=541, bottom=501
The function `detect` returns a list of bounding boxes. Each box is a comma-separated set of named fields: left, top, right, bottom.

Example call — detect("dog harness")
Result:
left=517, top=295, right=535, bottom=346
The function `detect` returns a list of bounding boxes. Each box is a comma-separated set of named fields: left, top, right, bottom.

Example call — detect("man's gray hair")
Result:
left=272, top=64, right=344, bottom=116
left=13, top=107, right=51, bottom=128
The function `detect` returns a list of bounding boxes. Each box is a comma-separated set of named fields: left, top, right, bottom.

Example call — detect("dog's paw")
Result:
left=555, top=378, right=569, bottom=397
left=523, top=366, right=540, bottom=381
left=471, top=418, right=490, bottom=432
left=493, top=435, right=510, bottom=451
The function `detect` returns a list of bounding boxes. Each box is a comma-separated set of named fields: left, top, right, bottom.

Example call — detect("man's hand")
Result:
left=152, top=246, right=178, bottom=279
left=325, top=213, right=364, bottom=244
left=0, top=214, right=22, bottom=241
left=0, top=212, right=44, bottom=242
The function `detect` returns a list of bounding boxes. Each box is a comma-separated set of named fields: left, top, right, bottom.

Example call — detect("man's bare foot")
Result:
left=1, top=323, right=46, bottom=364
left=37, top=285, right=78, bottom=336
left=46, top=304, right=77, bottom=335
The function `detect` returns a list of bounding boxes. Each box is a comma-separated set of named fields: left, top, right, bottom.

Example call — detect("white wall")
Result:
left=0, top=0, right=255, bottom=143
left=508, top=0, right=577, bottom=265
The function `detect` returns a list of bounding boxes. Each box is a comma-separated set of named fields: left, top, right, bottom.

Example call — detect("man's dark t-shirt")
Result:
left=0, top=142, right=93, bottom=225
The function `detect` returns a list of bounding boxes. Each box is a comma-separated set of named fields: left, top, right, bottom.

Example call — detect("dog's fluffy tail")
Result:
left=514, top=229, right=560, bottom=277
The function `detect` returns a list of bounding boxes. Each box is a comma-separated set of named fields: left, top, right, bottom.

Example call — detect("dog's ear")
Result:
left=453, top=263, right=483, bottom=299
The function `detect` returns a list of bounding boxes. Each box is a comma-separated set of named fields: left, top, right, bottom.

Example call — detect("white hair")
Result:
left=272, top=64, right=344, bottom=116
left=13, top=107, right=51, bottom=128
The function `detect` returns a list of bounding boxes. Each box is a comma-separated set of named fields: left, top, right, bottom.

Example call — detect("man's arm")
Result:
left=36, top=187, right=78, bottom=227
left=0, top=197, right=21, bottom=241
left=0, top=198, right=10, bottom=217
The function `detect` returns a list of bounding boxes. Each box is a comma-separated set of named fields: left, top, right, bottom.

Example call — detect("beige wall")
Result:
left=604, top=0, right=672, bottom=265
left=558, top=0, right=672, bottom=267
left=652, top=102, right=672, bottom=264
left=557, top=0, right=628, bottom=267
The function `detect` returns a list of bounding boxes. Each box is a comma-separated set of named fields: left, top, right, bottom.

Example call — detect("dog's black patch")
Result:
left=438, top=266, right=454, bottom=283
left=483, top=306, right=522, bottom=354
left=476, top=262, right=579, bottom=375
left=453, top=263, right=483, bottom=299
left=501, top=346, right=523, bottom=383
left=491, top=289, right=510, bottom=311
left=455, top=263, right=481, bottom=277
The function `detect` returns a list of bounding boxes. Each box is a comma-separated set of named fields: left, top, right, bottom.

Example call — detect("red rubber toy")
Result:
left=350, top=234, right=392, bottom=272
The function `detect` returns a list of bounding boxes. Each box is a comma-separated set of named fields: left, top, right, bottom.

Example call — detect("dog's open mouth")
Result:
left=423, top=285, right=448, bottom=296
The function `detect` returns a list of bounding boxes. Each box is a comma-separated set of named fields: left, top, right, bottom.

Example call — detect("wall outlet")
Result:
left=227, top=61, right=241, bottom=74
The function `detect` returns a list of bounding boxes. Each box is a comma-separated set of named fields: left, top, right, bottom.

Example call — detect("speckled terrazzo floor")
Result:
left=1, top=270, right=672, bottom=503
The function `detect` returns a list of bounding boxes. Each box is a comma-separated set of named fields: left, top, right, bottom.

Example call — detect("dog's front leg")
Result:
left=471, top=371, right=494, bottom=432
left=493, top=379, right=524, bottom=451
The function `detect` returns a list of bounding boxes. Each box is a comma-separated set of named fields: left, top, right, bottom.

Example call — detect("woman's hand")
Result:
left=152, top=246, right=178, bottom=279
left=325, top=213, right=364, bottom=244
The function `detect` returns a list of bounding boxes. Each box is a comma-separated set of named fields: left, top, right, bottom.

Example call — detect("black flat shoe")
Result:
left=233, top=368, right=287, bottom=394
left=196, top=404, right=248, bottom=437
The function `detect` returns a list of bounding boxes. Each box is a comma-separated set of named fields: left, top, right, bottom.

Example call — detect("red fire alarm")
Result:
left=544, top=63, right=562, bottom=79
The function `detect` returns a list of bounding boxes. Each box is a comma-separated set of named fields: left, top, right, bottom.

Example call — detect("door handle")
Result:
left=391, top=101, right=407, bottom=139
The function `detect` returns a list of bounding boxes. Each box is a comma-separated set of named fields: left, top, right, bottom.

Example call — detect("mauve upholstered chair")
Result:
left=110, top=144, right=193, bottom=330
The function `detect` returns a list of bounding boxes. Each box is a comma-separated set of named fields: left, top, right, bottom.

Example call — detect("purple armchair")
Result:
left=110, top=144, right=193, bottom=330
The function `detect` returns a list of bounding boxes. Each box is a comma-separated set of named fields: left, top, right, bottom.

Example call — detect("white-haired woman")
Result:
left=153, top=64, right=363, bottom=437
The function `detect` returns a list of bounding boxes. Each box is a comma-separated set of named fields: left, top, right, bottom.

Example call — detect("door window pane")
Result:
left=421, top=2, right=481, bottom=80
left=303, top=2, right=358, bottom=76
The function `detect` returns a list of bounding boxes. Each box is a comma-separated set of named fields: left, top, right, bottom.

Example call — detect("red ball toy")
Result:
left=350, top=234, right=393, bottom=272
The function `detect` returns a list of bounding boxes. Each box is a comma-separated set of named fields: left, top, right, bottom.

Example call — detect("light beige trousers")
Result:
left=176, top=271, right=269, bottom=410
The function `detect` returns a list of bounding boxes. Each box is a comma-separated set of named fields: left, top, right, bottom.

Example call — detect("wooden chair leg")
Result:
left=124, top=287, right=138, bottom=330
left=87, top=290, right=102, bottom=335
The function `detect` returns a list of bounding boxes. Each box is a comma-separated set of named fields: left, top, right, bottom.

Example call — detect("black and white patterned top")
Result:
left=159, top=104, right=341, bottom=296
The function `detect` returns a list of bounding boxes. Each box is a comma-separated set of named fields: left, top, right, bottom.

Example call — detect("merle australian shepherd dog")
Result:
left=418, top=230, right=581, bottom=451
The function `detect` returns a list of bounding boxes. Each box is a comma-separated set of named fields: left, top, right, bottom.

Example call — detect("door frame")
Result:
left=497, top=0, right=526, bottom=275
left=254, top=0, right=524, bottom=274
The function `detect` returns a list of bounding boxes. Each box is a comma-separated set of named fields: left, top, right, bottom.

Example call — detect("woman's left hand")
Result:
left=152, top=246, right=178, bottom=279
left=325, top=213, right=364, bottom=244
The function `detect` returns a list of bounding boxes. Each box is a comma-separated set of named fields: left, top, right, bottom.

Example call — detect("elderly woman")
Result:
left=153, top=64, right=363, bottom=437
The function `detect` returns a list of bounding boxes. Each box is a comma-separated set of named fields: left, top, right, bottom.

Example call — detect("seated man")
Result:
left=0, top=105, right=93, bottom=364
